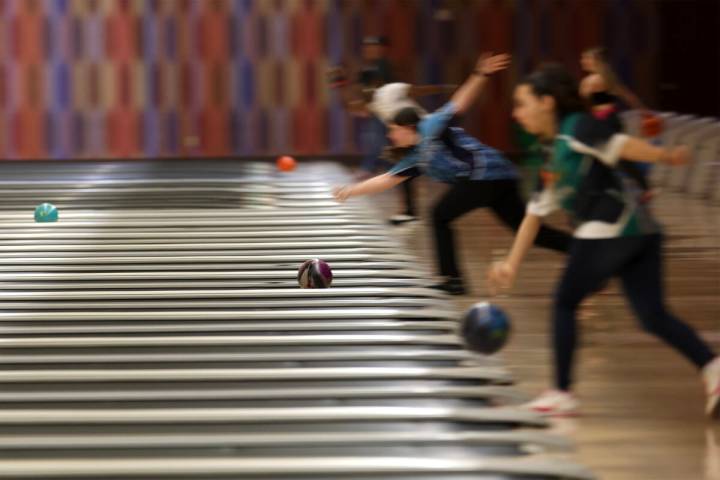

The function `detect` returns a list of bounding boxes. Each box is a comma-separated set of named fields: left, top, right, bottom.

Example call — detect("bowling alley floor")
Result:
left=1, top=159, right=606, bottom=480
left=375, top=175, right=720, bottom=480
left=0, top=157, right=715, bottom=480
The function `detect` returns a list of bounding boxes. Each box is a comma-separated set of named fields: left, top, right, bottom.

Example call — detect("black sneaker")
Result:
left=429, top=277, right=467, bottom=295
left=389, top=214, right=418, bottom=226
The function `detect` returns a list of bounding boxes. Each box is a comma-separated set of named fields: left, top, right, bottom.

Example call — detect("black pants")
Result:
left=401, top=177, right=416, bottom=216
left=553, top=234, right=716, bottom=391
left=432, top=179, right=570, bottom=278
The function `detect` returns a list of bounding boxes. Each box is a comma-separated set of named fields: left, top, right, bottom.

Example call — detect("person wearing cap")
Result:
left=328, top=36, right=433, bottom=225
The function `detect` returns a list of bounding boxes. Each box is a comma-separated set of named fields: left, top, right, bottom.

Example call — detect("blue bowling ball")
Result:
left=460, top=302, right=511, bottom=355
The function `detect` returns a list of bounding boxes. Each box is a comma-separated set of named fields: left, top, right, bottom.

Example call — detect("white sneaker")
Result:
left=525, top=390, right=580, bottom=417
left=703, top=357, right=720, bottom=418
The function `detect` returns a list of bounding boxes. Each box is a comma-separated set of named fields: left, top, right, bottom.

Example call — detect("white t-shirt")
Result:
left=369, top=82, right=426, bottom=124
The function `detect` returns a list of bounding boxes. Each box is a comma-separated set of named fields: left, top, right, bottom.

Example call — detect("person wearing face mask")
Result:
left=487, top=63, right=719, bottom=418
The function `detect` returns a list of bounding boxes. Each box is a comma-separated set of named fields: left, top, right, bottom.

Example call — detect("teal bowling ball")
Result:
left=34, top=203, right=59, bottom=223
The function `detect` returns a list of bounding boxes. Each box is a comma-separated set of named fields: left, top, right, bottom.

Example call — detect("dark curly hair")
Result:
left=520, top=64, right=586, bottom=119
left=392, top=106, right=422, bottom=128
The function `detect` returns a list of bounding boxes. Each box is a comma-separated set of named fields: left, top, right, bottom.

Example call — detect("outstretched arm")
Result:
left=333, top=173, right=408, bottom=202
left=620, top=139, right=689, bottom=165
left=487, top=213, right=542, bottom=294
left=451, top=53, right=510, bottom=115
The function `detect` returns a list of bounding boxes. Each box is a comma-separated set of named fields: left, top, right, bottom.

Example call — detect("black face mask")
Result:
left=589, top=91, right=616, bottom=106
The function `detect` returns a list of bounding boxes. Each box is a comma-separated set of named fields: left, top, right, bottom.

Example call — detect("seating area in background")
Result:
left=621, top=110, right=720, bottom=203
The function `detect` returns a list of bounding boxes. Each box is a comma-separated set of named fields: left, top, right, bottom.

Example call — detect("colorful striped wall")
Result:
left=0, top=0, right=659, bottom=159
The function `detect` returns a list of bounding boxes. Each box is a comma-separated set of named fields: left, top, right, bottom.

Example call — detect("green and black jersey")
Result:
left=527, top=113, right=661, bottom=239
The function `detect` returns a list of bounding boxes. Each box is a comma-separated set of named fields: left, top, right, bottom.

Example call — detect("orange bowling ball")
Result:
left=641, top=114, right=663, bottom=138
left=277, top=155, right=297, bottom=172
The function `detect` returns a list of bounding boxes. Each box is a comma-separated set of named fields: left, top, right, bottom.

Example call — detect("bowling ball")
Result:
left=297, top=259, right=333, bottom=288
left=641, top=114, right=663, bottom=138
left=277, top=155, right=297, bottom=172
left=34, top=203, right=58, bottom=223
left=460, top=302, right=511, bottom=355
